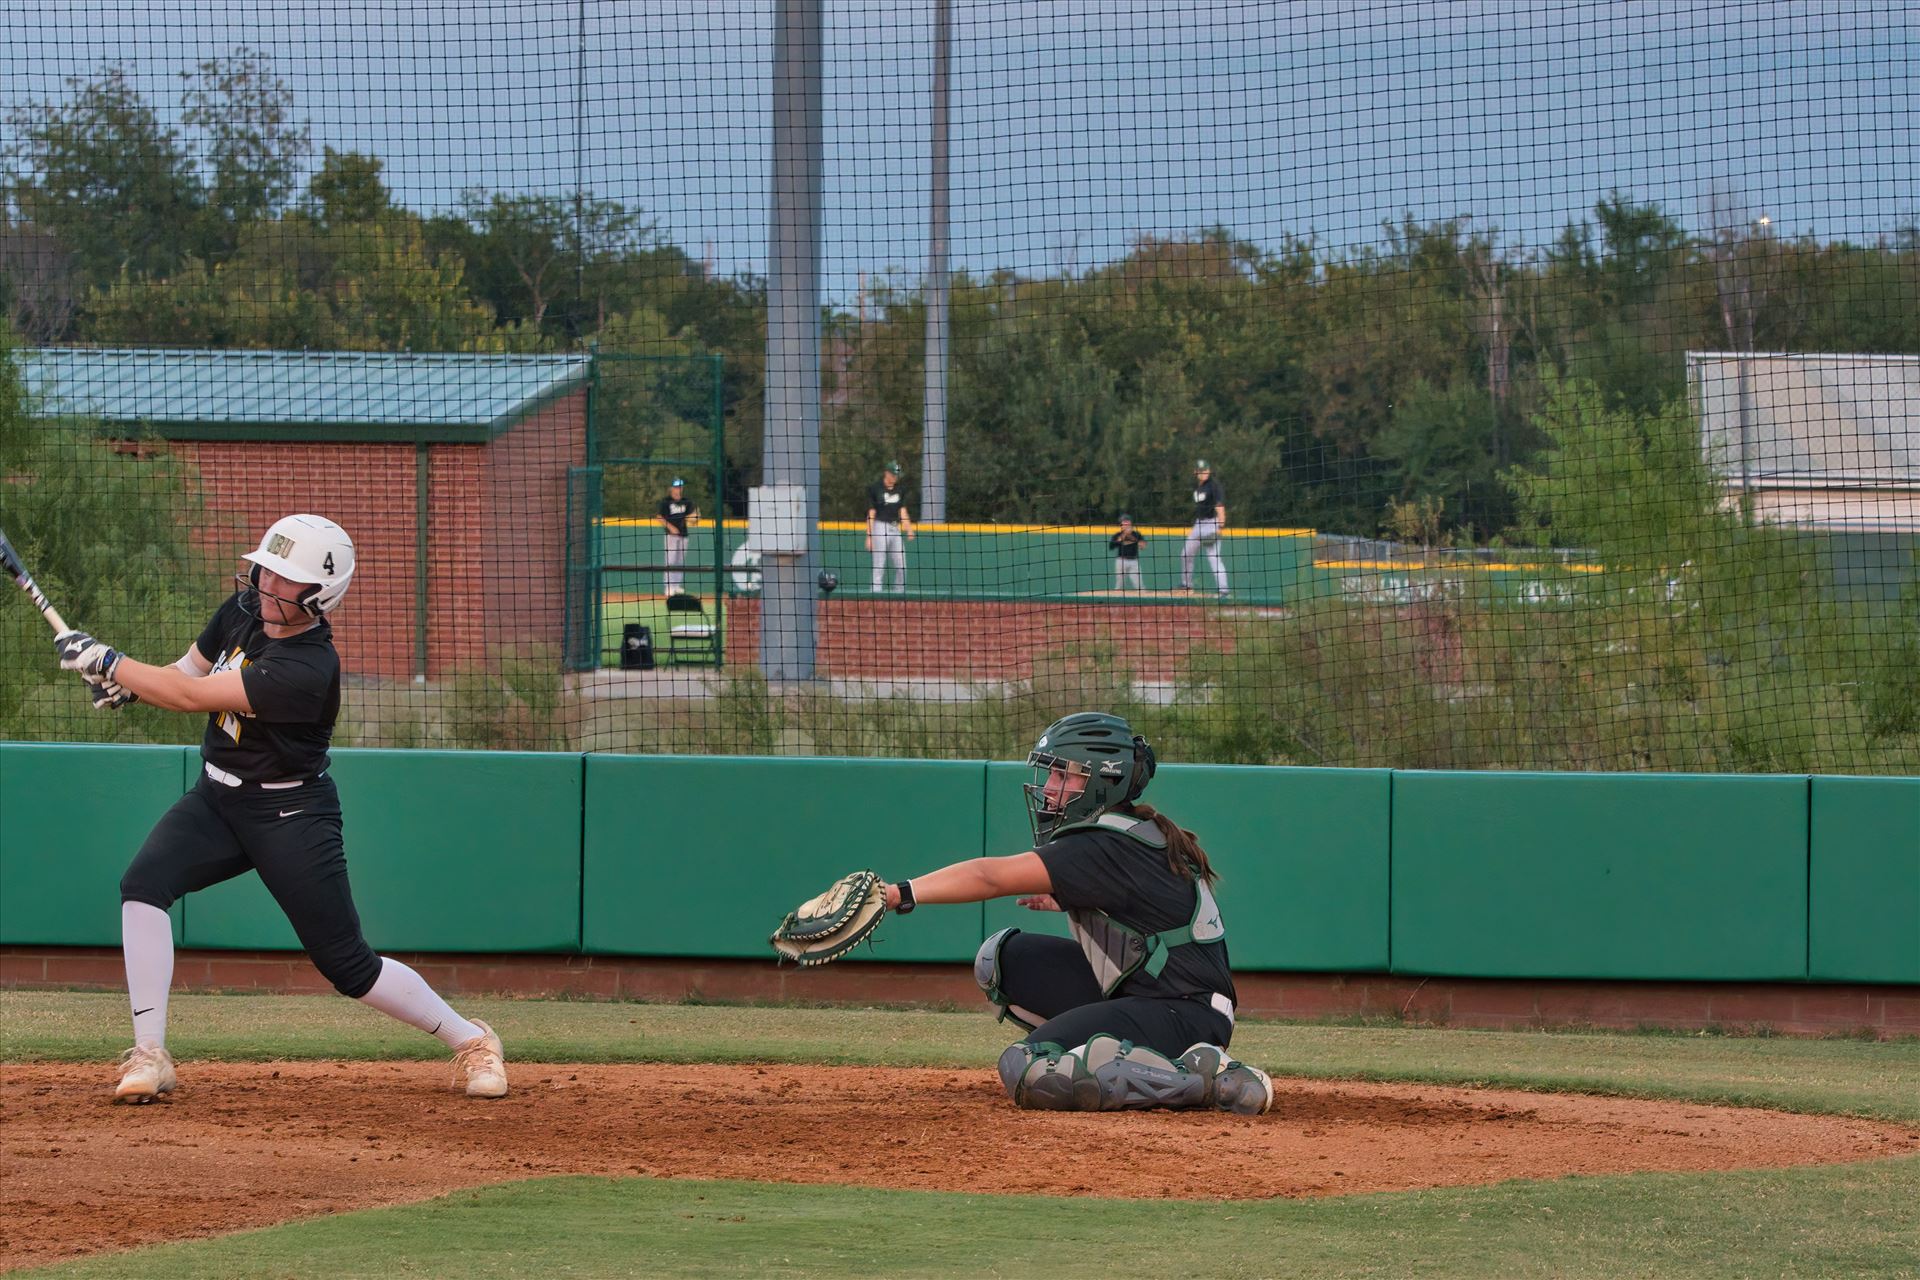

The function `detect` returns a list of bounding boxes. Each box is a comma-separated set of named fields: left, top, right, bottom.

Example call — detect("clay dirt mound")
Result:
left=3, top=1061, right=1915, bottom=1271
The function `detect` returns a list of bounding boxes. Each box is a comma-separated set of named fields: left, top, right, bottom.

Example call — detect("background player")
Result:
left=1180, top=459, right=1229, bottom=597
left=866, top=460, right=914, bottom=594
left=658, top=477, right=700, bottom=596
left=54, top=514, right=509, bottom=1104
left=1108, top=514, right=1145, bottom=591
left=875, top=712, right=1271, bottom=1114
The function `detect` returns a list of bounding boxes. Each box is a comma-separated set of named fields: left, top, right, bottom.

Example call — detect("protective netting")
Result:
left=2, top=2, right=1915, bottom=771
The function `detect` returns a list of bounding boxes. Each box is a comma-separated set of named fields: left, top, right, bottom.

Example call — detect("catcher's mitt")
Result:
left=770, top=870, right=887, bottom=966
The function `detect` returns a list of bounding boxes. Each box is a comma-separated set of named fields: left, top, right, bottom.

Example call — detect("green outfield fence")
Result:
left=3, top=742, right=1914, bottom=984
left=2, top=5, right=1917, bottom=774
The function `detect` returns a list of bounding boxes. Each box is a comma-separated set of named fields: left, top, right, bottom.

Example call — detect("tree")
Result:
left=83, top=212, right=498, bottom=353
left=305, top=148, right=391, bottom=227
left=1503, top=373, right=1722, bottom=565
left=1375, top=376, right=1517, bottom=539
left=180, top=49, right=311, bottom=257
left=0, top=219, right=79, bottom=340
left=0, top=320, right=212, bottom=744
left=445, top=189, right=664, bottom=340
left=3, top=66, right=203, bottom=288
left=1539, top=193, right=1692, bottom=413
left=457, top=189, right=572, bottom=329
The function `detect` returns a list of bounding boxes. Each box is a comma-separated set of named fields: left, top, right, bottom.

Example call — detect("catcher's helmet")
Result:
left=240, top=514, right=356, bottom=617
left=1024, top=711, right=1157, bottom=845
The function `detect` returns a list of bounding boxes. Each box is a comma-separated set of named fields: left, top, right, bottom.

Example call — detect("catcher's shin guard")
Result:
left=1000, top=1035, right=1210, bottom=1111
left=1081, top=1034, right=1211, bottom=1111
left=998, top=1040, right=1099, bottom=1110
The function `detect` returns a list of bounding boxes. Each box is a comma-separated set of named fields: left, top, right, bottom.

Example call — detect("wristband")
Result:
left=895, top=879, right=917, bottom=914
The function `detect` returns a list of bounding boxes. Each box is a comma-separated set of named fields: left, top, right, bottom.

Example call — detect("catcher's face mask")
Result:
left=1025, top=755, right=1096, bottom=844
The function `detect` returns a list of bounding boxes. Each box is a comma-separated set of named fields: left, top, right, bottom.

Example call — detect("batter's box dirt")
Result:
left=3, top=1061, right=1915, bottom=1271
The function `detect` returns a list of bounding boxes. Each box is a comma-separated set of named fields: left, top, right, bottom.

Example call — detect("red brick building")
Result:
left=24, top=349, right=590, bottom=680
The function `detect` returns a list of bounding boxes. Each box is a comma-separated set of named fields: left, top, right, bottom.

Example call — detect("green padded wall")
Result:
left=1391, top=771, right=1809, bottom=980
left=0, top=743, right=187, bottom=946
left=583, top=755, right=984, bottom=961
left=1809, top=776, right=1920, bottom=983
left=181, top=750, right=582, bottom=954
left=981, top=762, right=1391, bottom=971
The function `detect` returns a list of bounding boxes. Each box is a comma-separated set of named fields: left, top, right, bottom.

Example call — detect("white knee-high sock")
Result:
left=355, top=957, right=485, bottom=1048
left=121, top=902, right=174, bottom=1049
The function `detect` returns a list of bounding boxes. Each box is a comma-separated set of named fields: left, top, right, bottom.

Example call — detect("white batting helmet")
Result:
left=242, top=514, right=356, bottom=616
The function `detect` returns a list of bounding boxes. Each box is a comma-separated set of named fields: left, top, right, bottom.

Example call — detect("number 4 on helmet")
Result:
left=241, top=515, right=356, bottom=617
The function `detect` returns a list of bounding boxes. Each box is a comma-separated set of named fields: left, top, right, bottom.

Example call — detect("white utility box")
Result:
left=746, top=484, right=810, bottom=554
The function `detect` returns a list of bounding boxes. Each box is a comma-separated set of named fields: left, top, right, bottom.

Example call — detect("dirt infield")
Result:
left=4, top=1062, right=1916, bottom=1271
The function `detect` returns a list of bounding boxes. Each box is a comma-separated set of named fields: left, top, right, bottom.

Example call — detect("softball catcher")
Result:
left=771, top=711, right=1271, bottom=1115
left=55, top=515, right=509, bottom=1104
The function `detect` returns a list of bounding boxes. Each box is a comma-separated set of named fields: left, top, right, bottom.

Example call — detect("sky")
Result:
left=4, top=1, right=1916, bottom=301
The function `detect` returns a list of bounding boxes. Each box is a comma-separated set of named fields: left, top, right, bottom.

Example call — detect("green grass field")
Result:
left=6, top=994, right=1919, bottom=1279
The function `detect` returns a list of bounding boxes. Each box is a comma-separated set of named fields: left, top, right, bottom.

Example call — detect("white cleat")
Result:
left=452, top=1019, right=508, bottom=1098
left=113, top=1043, right=177, bottom=1104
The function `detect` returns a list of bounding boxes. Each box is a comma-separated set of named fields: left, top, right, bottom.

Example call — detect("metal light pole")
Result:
left=920, top=0, right=951, bottom=522
left=761, top=0, right=824, bottom=679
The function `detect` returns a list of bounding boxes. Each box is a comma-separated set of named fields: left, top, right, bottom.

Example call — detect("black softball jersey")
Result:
left=194, top=594, right=341, bottom=783
left=1036, top=825, right=1237, bottom=1007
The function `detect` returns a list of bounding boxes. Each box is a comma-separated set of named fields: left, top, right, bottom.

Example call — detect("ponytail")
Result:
left=1126, top=803, right=1217, bottom=885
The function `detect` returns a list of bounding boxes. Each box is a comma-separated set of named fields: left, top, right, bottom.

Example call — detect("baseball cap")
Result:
left=1195, top=459, right=1211, bottom=471
left=670, top=476, right=686, bottom=487
left=884, top=460, right=902, bottom=475
left=1119, top=513, right=1134, bottom=522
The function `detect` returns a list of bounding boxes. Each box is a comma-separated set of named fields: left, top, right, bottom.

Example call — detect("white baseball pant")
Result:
left=1181, top=520, right=1227, bottom=593
left=870, top=523, right=907, bottom=593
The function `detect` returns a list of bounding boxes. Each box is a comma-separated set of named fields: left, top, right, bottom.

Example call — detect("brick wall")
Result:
left=175, top=441, right=421, bottom=678
left=165, top=389, right=584, bottom=680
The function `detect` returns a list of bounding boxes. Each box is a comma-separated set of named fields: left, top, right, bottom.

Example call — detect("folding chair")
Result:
left=664, top=593, right=717, bottom=665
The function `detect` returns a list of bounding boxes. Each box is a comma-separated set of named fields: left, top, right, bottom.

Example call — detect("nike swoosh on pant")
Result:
left=278, top=809, right=305, bottom=818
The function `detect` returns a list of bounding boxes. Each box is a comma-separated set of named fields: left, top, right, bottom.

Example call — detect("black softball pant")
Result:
left=997, top=930, right=1233, bottom=1058
left=120, top=775, right=382, bottom=999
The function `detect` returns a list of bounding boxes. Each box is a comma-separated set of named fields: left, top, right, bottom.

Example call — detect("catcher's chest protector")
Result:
left=1056, top=813, right=1226, bottom=996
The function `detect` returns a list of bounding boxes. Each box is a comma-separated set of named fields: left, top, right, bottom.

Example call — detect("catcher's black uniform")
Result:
left=119, top=594, right=382, bottom=998
left=999, top=824, right=1236, bottom=1057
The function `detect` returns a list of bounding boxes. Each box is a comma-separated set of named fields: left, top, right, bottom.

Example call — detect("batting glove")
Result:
left=83, top=672, right=140, bottom=711
left=53, top=630, right=123, bottom=681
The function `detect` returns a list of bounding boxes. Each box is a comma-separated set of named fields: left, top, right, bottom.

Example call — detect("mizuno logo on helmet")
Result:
left=1037, top=735, right=1049, bottom=749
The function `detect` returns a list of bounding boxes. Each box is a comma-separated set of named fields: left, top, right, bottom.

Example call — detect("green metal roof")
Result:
left=19, top=348, right=591, bottom=443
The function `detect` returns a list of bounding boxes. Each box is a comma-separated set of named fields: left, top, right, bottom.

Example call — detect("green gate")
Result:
left=568, top=353, right=727, bottom=671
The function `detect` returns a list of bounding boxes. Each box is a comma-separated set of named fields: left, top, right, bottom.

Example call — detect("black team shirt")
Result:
left=658, top=496, right=692, bottom=535
left=194, top=594, right=340, bottom=782
left=1191, top=476, right=1225, bottom=522
left=1035, top=826, right=1237, bottom=1004
left=868, top=482, right=907, bottom=524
